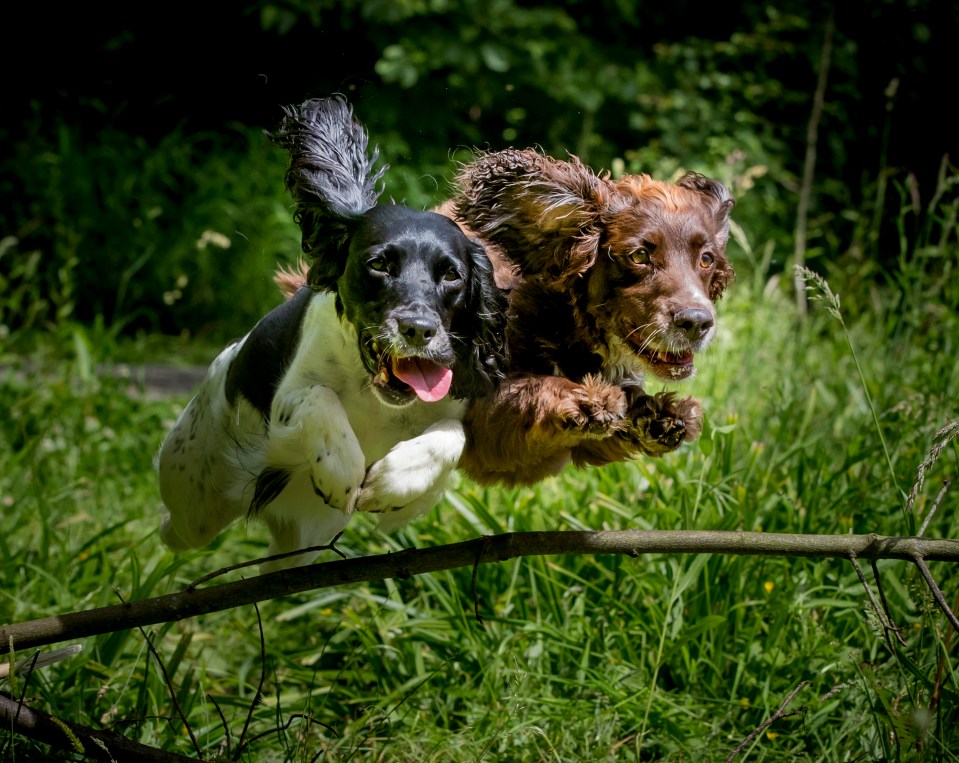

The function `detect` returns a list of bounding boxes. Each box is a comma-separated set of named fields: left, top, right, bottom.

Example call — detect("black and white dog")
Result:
left=157, top=97, right=505, bottom=571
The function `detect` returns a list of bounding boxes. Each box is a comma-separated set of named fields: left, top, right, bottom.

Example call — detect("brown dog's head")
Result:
left=453, top=149, right=735, bottom=381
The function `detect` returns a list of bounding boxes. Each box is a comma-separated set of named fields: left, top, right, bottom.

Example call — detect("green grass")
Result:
left=2, top=219, right=959, bottom=762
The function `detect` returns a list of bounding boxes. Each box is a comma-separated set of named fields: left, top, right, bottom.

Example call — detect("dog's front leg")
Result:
left=266, top=384, right=367, bottom=512
left=353, top=419, right=466, bottom=527
left=622, top=389, right=703, bottom=457
left=571, top=388, right=703, bottom=466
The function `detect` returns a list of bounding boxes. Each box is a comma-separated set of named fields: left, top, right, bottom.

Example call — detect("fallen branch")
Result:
left=0, top=692, right=196, bottom=762
left=2, top=530, right=959, bottom=654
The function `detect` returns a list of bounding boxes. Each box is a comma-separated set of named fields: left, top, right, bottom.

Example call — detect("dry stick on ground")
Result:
left=0, top=692, right=198, bottom=763
left=3, top=530, right=959, bottom=655
left=724, top=680, right=810, bottom=762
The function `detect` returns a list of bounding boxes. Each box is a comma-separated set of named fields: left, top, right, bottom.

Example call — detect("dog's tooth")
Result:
left=374, top=368, right=389, bottom=386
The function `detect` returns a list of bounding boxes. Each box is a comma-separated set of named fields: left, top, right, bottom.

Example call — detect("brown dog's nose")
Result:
left=673, top=308, right=714, bottom=341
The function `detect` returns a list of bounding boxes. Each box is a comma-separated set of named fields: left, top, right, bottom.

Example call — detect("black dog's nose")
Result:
left=398, top=315, right=438, bottom=347
left=673, top=308, right=714, bottom=341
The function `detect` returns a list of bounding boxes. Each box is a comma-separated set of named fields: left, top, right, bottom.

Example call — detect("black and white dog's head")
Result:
left=270, top=97, right=505, bottom=407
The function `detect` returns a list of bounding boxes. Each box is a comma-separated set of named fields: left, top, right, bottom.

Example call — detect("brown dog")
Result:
left=440, top=149, right=735, bottom=485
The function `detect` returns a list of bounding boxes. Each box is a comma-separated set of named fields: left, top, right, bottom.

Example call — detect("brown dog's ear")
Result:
left=677, top=172, right=737, bottom=300
left=453, top=149, right=612, bottom=282
left=676, top=172, right=736, bottom=247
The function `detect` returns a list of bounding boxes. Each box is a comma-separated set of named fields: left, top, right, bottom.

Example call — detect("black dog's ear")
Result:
left=449, top=239, right=508, bottom=400
left=453, top=149, right=613, bottom=284
left=269, top=96, right=386, bottom=291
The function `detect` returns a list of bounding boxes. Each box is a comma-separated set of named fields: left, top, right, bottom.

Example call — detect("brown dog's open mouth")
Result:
left=366, top=337, right=453, bottom=403
left=634, top=346, right=695, bottom=380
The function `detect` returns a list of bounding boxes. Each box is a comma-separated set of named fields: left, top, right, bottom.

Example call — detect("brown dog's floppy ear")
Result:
left=677, top=172, right=737, bottom=299
left=676, top=172, right=736, bottom=247
left=453, top=149, right=612, bottom=282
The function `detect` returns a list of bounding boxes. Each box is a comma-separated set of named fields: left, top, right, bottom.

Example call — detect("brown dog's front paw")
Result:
left=628, top=392, right=702, bottom=456
left=559, top=376, right=627, bottom=436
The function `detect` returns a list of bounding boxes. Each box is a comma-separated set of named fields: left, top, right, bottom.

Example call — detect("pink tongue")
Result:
left=391, top=357, right=453, bottom=402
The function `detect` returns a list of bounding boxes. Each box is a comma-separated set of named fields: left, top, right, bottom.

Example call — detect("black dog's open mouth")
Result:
left=362, top=336, right=453, bottom=404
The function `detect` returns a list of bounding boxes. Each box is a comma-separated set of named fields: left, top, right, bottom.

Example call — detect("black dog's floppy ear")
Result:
left=453, top=148, right=614, bottom=283
left=449, top=238, right=508, bottom=400
left=269, top=96, right=386, bottom=291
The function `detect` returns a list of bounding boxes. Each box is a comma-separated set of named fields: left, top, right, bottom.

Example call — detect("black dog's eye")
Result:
left=441, top=266, right=462, bottom=283
left=700, top=253, right=715, bottom=268
left=628, top=247, right=651, bottom=266
left=368, top=256, right=388, bottom=273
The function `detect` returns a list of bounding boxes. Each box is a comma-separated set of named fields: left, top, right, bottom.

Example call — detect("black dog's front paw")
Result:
left=627, top=392, right=702, bottom=456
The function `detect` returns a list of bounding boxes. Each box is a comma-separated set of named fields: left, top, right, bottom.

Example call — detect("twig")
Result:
left=208, top=692, right=231, bottom=759
left=911, top=555, right=959, bottom=635
left=0, top=691, right=198, bottom=762
left=235, top=602, right=267, bottom=760
left=870, top=559, right=906, bottom=647
left=931, top=587, right=959, bottom=712
left=236, top=712, right=337, bottom=755
left=115, top=589, right=202, bottom=758
left=848, top=553, right=905, bottom=649
left=918, top=480, right=953, bottom=538
left=189, top=532, right=346, bottom=589
left=724, top=680, right=809, bottom=762
left=3, top=530, right=959, bottom=654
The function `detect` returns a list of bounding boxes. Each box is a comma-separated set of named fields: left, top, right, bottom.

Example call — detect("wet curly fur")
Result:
left=438, top=148, right=736, bottom=485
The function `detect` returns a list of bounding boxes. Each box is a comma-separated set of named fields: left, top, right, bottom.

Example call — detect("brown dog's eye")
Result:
left=700, top=253, right=714, bottom=268
left=629, top=247, right=651, bottom=265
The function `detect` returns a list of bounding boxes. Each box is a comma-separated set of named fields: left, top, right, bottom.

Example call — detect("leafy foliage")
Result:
left=3, top=0, right=954, bottom=339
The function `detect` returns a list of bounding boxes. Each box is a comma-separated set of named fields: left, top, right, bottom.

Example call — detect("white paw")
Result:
left=355, top=419, right=464, bottom=514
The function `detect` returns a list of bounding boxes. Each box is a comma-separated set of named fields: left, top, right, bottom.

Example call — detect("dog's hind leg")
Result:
left=156, top=342, right=255, bottom=551
left=259, top=474, right=352, bottom=572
